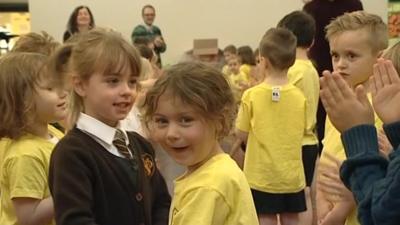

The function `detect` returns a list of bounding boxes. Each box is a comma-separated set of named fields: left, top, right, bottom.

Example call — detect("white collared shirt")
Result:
left=77, top=113, right=132, bottom=158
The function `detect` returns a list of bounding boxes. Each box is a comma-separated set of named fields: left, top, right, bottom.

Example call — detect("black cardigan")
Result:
left=49, top=127, right=171, bottom=225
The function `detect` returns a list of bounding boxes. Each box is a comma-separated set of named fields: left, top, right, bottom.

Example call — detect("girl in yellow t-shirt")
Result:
left=238, top=45, right=256, bottom=81
left=0, top=52, right=67, bottom=225
left=143, top=62, right=259, bottom=225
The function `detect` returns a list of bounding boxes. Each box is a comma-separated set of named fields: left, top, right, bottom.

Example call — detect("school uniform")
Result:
left=288, top=59, right=320, bottom=186
left=236, top=82, right=307, bottom=213
left=49, top=113, right=170, bottom=225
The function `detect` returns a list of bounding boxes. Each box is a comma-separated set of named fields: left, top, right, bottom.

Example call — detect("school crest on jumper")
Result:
left=141, top=153, right=155, bottom=176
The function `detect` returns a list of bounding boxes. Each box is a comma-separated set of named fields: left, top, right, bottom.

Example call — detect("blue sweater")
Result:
left=340, top=121, right=400, bottom=225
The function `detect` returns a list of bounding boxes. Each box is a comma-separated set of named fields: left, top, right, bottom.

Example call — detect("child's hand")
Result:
left=316, top=192, right=333, bottom=224
left=320, top=70, right=374, bottom=132
left=318, top=152, right=354, bottom=203
left=378, top=129, right=393, bottom=158
left=371, top=59, right=400, bottom=124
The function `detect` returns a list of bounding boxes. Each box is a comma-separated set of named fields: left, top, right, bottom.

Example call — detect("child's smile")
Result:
left=150, top=93, right=222, bottom=172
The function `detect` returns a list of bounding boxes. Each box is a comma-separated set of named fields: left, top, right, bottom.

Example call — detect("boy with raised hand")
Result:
left=320, top=58, right=400, bottom=225
left=316, top=11, right=388, bottom=225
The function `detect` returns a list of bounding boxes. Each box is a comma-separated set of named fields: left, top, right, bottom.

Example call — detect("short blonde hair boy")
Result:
left=259, top=28, right=297, bottom=70
left=325, top=11, right=388, bottom=53
left=11, top=31, right=60, bottom=56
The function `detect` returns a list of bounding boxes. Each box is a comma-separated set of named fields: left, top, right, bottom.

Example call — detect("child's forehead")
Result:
left=330, top=29, right=371, bottom=44
left=228, top=57, right=240, bottom=63
left=156, top=92, right=198, bottom=109
left=329, top=30, right=374, bottom=50
left=100, top=63, right=137, bottom=77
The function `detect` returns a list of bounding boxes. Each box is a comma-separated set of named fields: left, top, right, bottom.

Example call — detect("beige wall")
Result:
left=29, top=0, right=387, bottom=66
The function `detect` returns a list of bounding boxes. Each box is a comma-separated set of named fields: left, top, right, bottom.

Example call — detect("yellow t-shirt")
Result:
left=169, top=153, right=259, bottom=225
left=239, top=64, right=252, bottom=81
left=236, top=82, right=306, bottom=193
left=229, top=72, right=248, bottom=103
left=288, top=59, right=320, bottom=145
left=0, top=125, right=63, bottom=225
left=222, top=65, right=230, bottom=76
left=319, top=96, right=382, bottom=225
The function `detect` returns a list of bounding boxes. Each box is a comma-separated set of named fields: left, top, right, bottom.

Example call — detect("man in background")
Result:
left=132, top=4, right=166, bottom=68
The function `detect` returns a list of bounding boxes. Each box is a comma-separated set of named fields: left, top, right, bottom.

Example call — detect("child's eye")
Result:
left=153, top=117, right=168, bottom=127
left=129, top=78, right=138, bottom=87
left=106, top=78, right=120, bottom=84
left=347, top=53, right=357, bottom=60
left=180, top=117, right=194, bottom=125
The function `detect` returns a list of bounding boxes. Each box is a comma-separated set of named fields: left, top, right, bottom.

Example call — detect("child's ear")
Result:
left=72, top=75, right=87, bottom=97
left=260, top=56, right=272, bottom=69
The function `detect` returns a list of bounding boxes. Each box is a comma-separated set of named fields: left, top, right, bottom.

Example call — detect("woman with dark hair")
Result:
left=63, top=5, right=95, bottom=42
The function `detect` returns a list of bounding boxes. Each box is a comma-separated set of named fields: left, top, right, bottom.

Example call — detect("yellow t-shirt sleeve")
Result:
left=236, top=93, right=251, bottom=132
left=170, top=187, right=230, bottom=225
left=5, top=155, right=47, bottom=199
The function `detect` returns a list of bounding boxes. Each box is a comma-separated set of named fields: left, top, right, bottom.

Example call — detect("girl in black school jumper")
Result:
left=48, top=28, right=170, bottom=225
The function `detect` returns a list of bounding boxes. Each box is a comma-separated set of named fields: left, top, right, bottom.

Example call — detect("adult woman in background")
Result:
left=63, top=5, right=95, bottom=42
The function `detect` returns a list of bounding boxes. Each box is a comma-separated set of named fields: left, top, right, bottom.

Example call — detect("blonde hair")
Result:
left=325, top=11, right=388, bottom=53
left=383, top=41, right=400, bottom=75
left=259, top=27, right=297, bottom=70
left=11, top=31, right=60, bottom=56
left=51, top=28, right=142, bottom=128
left=0, top=52, right=49, bottom=139
left=143, top=62, right=236, bottom=140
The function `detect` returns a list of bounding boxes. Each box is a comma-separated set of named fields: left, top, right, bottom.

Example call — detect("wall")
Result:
left=29, top=0, right=387, bottom=65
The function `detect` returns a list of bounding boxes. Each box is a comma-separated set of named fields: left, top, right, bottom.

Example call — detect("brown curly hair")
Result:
left=143, top=62, right=236, bottom=140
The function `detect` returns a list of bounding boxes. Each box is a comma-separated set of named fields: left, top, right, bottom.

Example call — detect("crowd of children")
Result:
left=0, top=4, right=398, bottom=225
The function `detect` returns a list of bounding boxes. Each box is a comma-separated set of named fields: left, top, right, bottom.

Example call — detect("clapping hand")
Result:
left=318, top=152, right=354, bottom=203
left=320, top=70, right=374, bottom=133
left=371, top=59, right=400, bottom=124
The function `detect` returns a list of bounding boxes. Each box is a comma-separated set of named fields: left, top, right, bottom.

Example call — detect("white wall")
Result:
left=29, top=0, right=387, bottom=66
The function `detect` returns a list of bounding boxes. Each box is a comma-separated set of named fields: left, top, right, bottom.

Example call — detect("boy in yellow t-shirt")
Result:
left=277, top=10, right=320, bottom=225
left=222, top=44, right=237, bottom=76
left=316, top=11, right=388, bottom=225
left=236, top=28, right=306, bottom=225
left=227, top=56, right=248, bottom=103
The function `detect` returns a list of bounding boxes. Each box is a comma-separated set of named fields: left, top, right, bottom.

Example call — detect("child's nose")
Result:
left=166, top=123, right=180, bottom=140
left=57, top=88, right=68, bottom=98
left=337, top=58, right=347, bottom=69
left=120, top=81, right=133, bottom=95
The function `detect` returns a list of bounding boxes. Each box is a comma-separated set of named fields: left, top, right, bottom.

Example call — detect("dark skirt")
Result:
left=251, top=189, right=306, bottom=214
